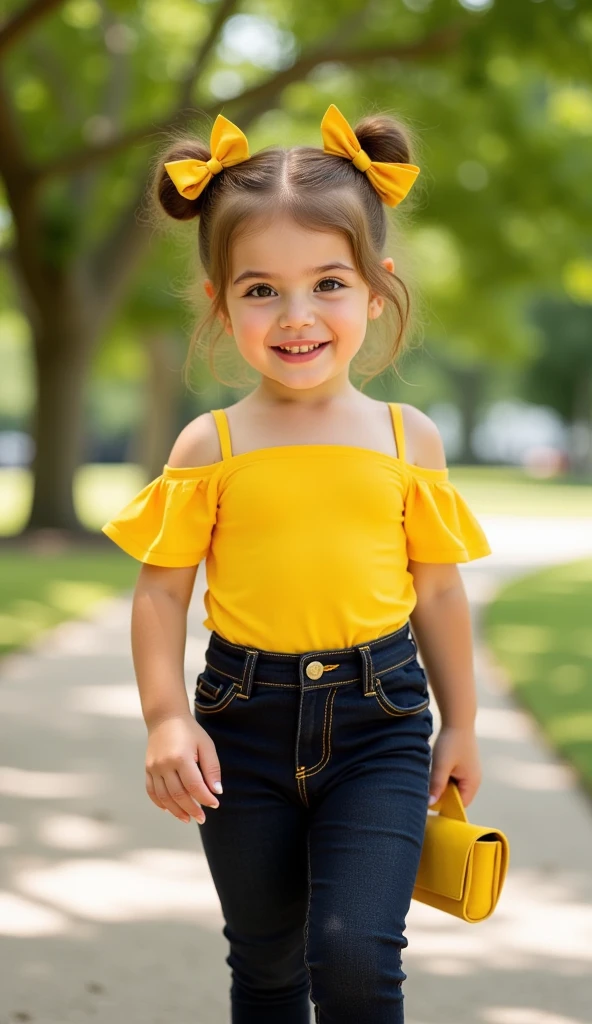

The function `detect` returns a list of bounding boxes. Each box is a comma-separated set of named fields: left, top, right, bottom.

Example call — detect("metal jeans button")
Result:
left=306, top=660, right=324, bottom=680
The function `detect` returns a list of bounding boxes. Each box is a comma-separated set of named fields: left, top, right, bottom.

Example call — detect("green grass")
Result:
left=448, top=466, right=592, bottom=517
left=0, top=466, right=146, bottom=659
left=483, top=557, right=592, bottom=797
left=0, top=551, right=139, bottom=659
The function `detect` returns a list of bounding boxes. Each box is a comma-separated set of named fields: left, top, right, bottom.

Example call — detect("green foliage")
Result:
left=2, top=0, right=592, bottom=419
left=523, top=297, right=592, bottom=420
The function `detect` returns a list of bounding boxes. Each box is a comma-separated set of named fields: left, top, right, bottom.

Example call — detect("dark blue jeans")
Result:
left=194, top=621, right=434, bottom=1024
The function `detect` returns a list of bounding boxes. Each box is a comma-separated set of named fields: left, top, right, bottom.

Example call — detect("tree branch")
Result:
left=236, top=23, right=466, bottom=128
left=85, top=17, right=465, bottom=331
left=0, top=0, right=65, bottom=57
left=177, top=0, right=239, bottom=109
left=0, top=71, right=51, bottom=314
left=34, top=20, right=466, bottom=182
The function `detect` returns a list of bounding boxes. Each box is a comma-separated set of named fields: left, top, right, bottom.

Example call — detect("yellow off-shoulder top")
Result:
left=102, top=403, right=491, bottom=653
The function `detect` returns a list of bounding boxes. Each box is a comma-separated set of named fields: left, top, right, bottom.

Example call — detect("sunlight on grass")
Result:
left=0, top=468, right=30, bottom=533
left=75, top=464, right=148, bottom=529
left=487, top=624, right=552, bottom=655
left=449, top=466, right=592, bottom=517
left=48, top=580, right=114, bottom=614
left=548, top=663, right=587, bottom=695
left=484, top=557, right=592, bottom=795
left=547, top=713, right=592, bottom=744
left=0, top=553, right=138, bottom=657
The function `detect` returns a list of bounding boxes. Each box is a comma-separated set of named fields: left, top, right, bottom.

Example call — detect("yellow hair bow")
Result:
left=320, top=103, right=420, bottom=207
left=164, top=113, right=250, bottom=201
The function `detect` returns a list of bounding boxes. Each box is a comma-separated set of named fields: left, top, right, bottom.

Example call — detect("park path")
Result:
left=1, top=515, right=592, bottom=1024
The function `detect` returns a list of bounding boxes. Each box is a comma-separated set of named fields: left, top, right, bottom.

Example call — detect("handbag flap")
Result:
left=415, top=815, right=504, bottom=901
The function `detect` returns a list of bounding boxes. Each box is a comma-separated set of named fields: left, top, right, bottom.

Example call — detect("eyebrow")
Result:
left=232, top=262, right=355, bottom=285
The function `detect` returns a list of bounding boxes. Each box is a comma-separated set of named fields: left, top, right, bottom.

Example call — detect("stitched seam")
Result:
left=194, top=688, right=238, bottom=714
left=375, top=652, right=416, bottom=677
left=374, top=687, right=429, bottom=717
left=200, top=654, right=415, bottom=690
left=196, top=674, right=222, bottom=699
left=304, top=827, right=314, bottom=1010
left=256, top=679, right=356, bottom=689
left=204, top=660, right=243, bottom=683
left=203, top=654, right=415, bottom=690
left=301, top=689, right=336, bottom=778
left=296, top=688, right=333, bottom=776
left=297, top=774, right=309, bottom=807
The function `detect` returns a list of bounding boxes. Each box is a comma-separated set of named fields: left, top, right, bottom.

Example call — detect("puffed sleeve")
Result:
left=101, top=465, right=220, bottom=567
left=403, top=468, right=492, bottom=563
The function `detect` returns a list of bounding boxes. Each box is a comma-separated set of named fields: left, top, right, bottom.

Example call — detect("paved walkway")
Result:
left=1, top=517, right=591, bottom=1024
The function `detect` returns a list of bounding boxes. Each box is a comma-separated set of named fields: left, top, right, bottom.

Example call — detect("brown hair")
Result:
left=149, top=110, right=425, bottom=391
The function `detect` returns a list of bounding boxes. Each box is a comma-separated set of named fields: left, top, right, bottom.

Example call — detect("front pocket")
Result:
left=372, top=656, right=430, bottom=718
left=194, top=667, right=239, bottom=714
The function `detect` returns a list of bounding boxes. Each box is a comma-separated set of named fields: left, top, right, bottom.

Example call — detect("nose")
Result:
left=278, top=294, right=316, bottom=331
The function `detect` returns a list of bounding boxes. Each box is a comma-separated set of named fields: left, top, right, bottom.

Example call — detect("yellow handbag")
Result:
left=412, top=779, right=510, bottom=923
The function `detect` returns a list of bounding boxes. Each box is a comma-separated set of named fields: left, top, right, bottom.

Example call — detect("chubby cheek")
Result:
left=326, top=296, right=368, bottom=349
left=228, top=304, right=274, bottom=352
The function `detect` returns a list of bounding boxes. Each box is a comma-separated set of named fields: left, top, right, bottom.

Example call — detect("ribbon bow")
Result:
left=320, top=103, right=420, bottom=207
left=164, top=113, right=250, bottom=201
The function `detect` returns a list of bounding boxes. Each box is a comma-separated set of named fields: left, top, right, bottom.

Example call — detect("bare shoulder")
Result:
left=167, top=410, right=223, bottom=468
left=399, top=404, right=447, bottom=470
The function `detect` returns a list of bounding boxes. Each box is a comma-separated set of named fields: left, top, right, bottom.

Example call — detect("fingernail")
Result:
left=428, top=794, right=437, bottom=805
left=213, top=781, right=223, bottom=793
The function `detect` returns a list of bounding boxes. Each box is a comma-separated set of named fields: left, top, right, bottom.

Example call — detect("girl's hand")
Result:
left=145, top=713, right=223, bottom=824
left=428, top=725, right=482, bottom=809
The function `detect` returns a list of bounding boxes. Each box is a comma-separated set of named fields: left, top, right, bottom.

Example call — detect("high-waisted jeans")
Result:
left=193, top=621, right=434, bottom=1024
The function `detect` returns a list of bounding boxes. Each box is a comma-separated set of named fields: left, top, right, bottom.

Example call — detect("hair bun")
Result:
left=353, top=114, right=414, bottom=168
left=157, top=140, right=212, bottom=221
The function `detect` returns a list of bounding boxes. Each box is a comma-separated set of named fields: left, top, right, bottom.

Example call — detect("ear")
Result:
left=368, top=257, right=395, bottom=320
left=203, top=278, right=233, bottom=335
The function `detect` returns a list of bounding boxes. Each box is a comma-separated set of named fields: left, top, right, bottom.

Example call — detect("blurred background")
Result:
left=1, top=2, right=592, bottom=1020
left=1, top=3, right=591, bottom=756
left=2, top=0, right=590, bottom=780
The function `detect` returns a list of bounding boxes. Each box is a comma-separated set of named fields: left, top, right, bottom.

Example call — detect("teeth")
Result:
left=278, top=343, right=323, bottom=353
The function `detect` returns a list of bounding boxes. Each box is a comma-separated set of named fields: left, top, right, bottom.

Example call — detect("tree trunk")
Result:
left=454, top=367, right=483, bottom=464
left=129, top=330, right=184, bottom=479
left=27, top=302, right=93, bottom=533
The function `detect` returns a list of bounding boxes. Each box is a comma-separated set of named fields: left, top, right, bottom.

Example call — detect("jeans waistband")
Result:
left=205, top=622, right=417, bottom=699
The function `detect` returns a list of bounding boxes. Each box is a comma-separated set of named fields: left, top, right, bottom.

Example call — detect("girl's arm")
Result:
left=408, top=561, right=477, bottom=731
left=131, top=561, right=198, bottom=729
left=130, top=413, right=225, bottom=823
left=131, top=412, right=220, bottom=730
left=403, top=406, right=482, bottom=807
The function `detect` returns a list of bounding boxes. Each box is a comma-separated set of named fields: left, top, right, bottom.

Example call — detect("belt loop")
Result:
left=359, top=645, right=375, bottom=696
left=237, top=649, right=258, bottom=700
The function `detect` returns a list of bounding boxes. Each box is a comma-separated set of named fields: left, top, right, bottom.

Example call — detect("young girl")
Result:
left=102, top=104, right=491, bottom=1024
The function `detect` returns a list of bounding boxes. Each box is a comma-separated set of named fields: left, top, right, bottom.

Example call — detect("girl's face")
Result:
left=204, top=216, right=393, bottom=397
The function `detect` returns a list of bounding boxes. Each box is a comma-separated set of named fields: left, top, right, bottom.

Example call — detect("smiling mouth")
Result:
left=272, top=342, right=331, bottom=353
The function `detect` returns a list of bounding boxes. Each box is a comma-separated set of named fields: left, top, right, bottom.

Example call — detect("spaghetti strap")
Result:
left=210, top=408, right=233, bottom=461
left=389, top=403, right=406, bottom=463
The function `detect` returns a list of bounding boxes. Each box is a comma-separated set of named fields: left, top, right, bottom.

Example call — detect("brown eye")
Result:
left=246, top=284, right=276, bottom=298
left=315, top=278, right=344, bottom=292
